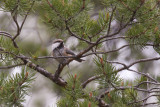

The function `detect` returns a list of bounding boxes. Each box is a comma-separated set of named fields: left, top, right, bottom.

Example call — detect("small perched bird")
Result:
left=52, top=39, right=83, bottom=64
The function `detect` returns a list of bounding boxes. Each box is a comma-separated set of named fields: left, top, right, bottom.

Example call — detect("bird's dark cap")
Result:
left=53, top=39, right=63, bottom=43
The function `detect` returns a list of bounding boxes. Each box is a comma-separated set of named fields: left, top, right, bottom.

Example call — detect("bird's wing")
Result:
left=64, top=47, right=84, bottom=62
left=65, top=48, right=75, bottom=56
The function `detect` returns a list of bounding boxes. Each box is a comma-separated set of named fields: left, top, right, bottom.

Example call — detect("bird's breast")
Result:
left=52, top=48, right=66, bottom=63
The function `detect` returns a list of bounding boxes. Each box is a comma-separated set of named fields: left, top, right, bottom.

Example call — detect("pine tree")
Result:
left=0, top=0, right=160, bottom=106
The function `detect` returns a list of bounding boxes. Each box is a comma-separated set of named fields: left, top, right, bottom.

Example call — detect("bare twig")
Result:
left=139, top=102, right=159, bottom=107
left=82, top=43, right=155, bottom=57
left=81, top=59, right=159, bottom=89
left=0, top=31, right=18, bottom=48
left=81, top=75, right=103, bottom=88
left=117, top=57, right=160, bottom=73
left=65, top=20, right=94, bottom=44
left=106, top=6, right=116, bottom=36
left=99, top=36, right=127, bottom=44
left=128, top=94, right=160, bottom=105
left=12, top=1, right=35, bottom=40
left=37, top=56, right=76, bottom=59
left=136, top=81, right=160, bottom=87
left=0, top=63, right=24, bottom=69
left=127, top=69, right=158, bottom=83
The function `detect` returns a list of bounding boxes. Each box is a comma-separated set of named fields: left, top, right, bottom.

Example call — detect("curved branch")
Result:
left=12, top=0, right=35, bottom=40
left=65, top=20, right=94, bottom=44
left=139, top=102, right=159, bottom=107
left=82, top=43, right=155, bottom=57
left=136, top=81, right=160, bottom=87
left=117, top=57, right=160, bottom=72
left=127, top=69, right=158, bottom=83
left=81, top=75, right=103, bottom=88
left=0, top=31, right=18, bottom=48
left=19, top=55, right=67, bottom=87
left=82, top=44, right=130, bottom=57
left=128, top=94, right=160, bottom=105
left=37, top=56, right=76, bottom=59
left=0, top=63, right=24, bottom=69
left=1, top=48, right=67, bottom=87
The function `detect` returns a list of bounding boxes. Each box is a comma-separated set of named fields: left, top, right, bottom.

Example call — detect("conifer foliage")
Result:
left=0, top=0, right=160, bottom=106
left=0, top=69, right=35, bottom=106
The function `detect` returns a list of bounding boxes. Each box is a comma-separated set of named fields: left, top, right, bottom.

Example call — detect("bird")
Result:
left=52, top=39, right=84, bottom=64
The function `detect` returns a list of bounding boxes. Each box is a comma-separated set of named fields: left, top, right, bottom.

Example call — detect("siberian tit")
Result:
left=52, top=39, right=83, bottom=64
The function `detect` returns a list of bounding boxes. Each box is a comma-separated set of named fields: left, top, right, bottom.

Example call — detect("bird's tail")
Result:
left=75, top=58, right=85, bottom=62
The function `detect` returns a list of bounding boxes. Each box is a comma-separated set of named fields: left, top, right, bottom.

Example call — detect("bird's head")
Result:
left=52, top=39, right=64, bottom=50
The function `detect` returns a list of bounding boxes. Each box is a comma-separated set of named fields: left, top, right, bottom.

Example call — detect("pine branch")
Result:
left=128, top=94, right=160, bottom=105
left=106, top=6, right=116, bottom=36
left=65, top=0, right=86, bottom=22
left=0, top=31, right=18, bottom=48
left=139, top=102, right=159, bottom=106
left=19, top=55, right=67, bottom=87
left=127, top=69, right=158, bottom=83
left=136, top=81, right=160, bottom=87
left=12, top=0, right=35, bottom=40
left=98, top=99, right=109, bottom=107
left=118, top=0, right=133, bottom=11
left=82, top=43, right=154, bottom=57
left=81, top=75, right=103, bottom=88
left=0, top=63, right=24, bottom=69
left=46, top=0, right=64, bottom=19
left=117, top=57, right=160, bottom=73
left=65, top=20, right=94, bottom=44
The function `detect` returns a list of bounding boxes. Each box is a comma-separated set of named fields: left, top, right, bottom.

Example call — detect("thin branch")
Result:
left=61, top=0, right=140, bottom=63
left=37, top=56, right=76, bottom=59
left=53, top=56, right=76, bottom=78
left=0, top=63, right=24, bottom=69
left=82, top=43, right=154, bottom=57
left=65, top=20, right=94, bottom=44
left=105, top=60, right=127, bottom=67
left=11, top=0, right=20, bottom=41
left=117, top=57, right=160, bottom=73
left=101, top=86, right=160, bottom=98
left=81, top=75, right=103, bottom=88
left=140, top=102, right=159, bottom=107
left=128, top=94, right=160, bottom=105
left=81, top=65, right=158, bottom=89
left=105, top=6, right=139, bottom=39
left=99, top=36, right=127, bottom=44
left=82, top=44, right=130, bottom=57
left=46, top=0, right=64, bottom=19
left=106, top=6, right=116, bottom=36
left=0, top=31, right=12, bottom=38
left=96, top=86, right=160, bottom=107
left=65, top=0, right=86, bottom=22
left=1, top=48, right=67, bottom=86
left=1, top=1, right=35, bottom=48
left=136, top=81, right=160, bottom=87
left=90, top=11, right=111, bottom=38
left=127, top=69, right=158, bottom=83
left=12, top=0, right=35, bottom=40
left=0, top=31, right=18, bottom=48
left=80, top=5, right=138, bottom=48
